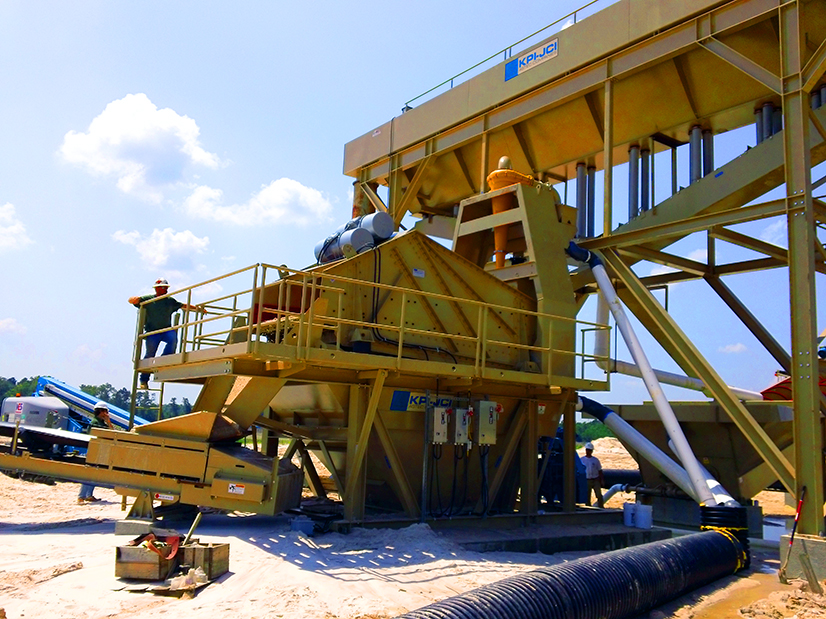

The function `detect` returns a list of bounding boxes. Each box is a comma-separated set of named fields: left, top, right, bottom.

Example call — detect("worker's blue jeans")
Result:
left=140, top=330, right=178, bottom=384
left=79, top=483, right=95, bottom=499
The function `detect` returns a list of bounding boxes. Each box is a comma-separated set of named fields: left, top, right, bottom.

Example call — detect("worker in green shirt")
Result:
left=129, top=278, right=199, bottom=389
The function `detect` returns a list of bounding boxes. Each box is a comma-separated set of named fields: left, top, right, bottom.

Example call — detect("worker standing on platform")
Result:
left=77, top=402, right=112, bottom=504
left=582, top=442, right=605, bottom=508
left=128, top=278, right=199, bottom=390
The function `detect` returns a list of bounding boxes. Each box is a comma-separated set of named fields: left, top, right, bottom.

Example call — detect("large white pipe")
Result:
left=667, top=440, right=739, bottom=507
left=577, top=396, right=699, bottom=502
left=594, top=295, right=763, bottom=401
left=569, top=246, right=714, bottom=505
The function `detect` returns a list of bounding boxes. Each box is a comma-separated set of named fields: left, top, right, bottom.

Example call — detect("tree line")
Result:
left=0, top=376, right=192, bottom=420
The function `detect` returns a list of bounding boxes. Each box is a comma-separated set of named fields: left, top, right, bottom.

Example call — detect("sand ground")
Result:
left=0, top=437, right=822, bottom=619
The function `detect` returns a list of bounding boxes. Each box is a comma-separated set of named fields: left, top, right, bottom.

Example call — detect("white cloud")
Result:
left=0, top=318, right=27, bottom=334
left=113, top=227, right=210, bottom=270
left=760, top=219, right=787, bottom=247
left=0, top=203, right=34, bottom=253
left=183, top=178, right=334, bottom=226
left=561, top=18, right=575, bottom=30
left=71, top=344, right=105, bottom=363
left=718, top=343, right=747, bottom=353
left=60, top=93, right=221, bottom=203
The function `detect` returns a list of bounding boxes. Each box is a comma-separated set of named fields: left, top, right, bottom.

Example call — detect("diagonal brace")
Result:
left=600, top=249, right=794, bottom=492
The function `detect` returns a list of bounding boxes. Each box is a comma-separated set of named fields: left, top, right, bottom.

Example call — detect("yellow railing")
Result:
left=134, top=263, right=611, bottom=385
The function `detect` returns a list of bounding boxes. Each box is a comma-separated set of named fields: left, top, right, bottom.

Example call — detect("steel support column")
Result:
left=781, top=0, right=824, bottom=535
left=603, top=79, right=614, bottom=236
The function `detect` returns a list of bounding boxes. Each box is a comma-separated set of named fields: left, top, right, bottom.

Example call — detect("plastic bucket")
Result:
left=635, top=503, right=653, bottom=529
left=623, top=502, right=636, bottom=527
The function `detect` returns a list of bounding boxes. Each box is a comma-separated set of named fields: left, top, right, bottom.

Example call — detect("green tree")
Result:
left=0, top=376, right=40, bottom=400
left=576, top=420, right=614, bottom=442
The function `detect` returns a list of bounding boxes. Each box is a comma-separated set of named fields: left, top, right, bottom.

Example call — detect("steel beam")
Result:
left=709, top=227, right=788, bottom=262
left=343, top=370, right=387, bottom=514
left=780, top=0, right=824, bottom=535
left=373, top=409, right=420, bottom=518
left=600, top=248, right=795, bottom=492
left=699, top=36, right=782, bottom=93
left=603, top=80, right=613, bottom=236
left=704, top=274, right=791, bottom=372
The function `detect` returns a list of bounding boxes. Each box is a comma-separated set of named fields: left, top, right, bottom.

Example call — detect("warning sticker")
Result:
left=228, top=483, right=246, bottom=495
left=153, top=493, right=176, bottom=502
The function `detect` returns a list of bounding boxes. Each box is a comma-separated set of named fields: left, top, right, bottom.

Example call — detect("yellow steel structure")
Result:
left=343, top=0, right=825, bottom=533
left=1, top=0, right=824, bottom=537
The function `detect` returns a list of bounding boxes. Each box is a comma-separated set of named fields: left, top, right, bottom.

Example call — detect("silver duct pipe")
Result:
left=628, top=145, right=639, bottom=220
left=755, top=109, right=764, bottom=144
left=640, top=149, right=650, bottom=212
left=702, top=129, right=714, bottom=177
left=772, top=106, right=782, bottom=135
left=587, top=165, right=596, bottom=238
left=762, top=102, right=773, bottom=139
left=593, top=295, right=762, bottom=400
left=576, top=162, right=587, bottom=237
left=689, top=126, right=702, bottom=183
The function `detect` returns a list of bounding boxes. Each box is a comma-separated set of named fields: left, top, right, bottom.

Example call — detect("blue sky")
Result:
left=0, top=1, right=822, bottom=408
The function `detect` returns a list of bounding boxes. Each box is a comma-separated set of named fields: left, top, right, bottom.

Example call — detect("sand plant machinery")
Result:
left=1, top=0, right=825, bottom=570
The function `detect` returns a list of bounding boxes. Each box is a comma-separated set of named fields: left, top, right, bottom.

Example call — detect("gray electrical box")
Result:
left=476, top=400, right=499, bottom=445
left=452, top=408, right=471, bottom=445
left=431, top=406, right=450, bottom=444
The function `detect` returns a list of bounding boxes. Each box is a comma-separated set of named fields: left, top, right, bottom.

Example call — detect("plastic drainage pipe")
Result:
left=566, top=243, right=714, bottom=505
left=395, top=531, right=747, bottom=619
left=577, top=396, right=699, bottom=502
left=593, top=294, right=762, bottom=400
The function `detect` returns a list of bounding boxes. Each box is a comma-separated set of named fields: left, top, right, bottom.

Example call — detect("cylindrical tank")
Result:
left=314, top=211, right=395, bottom=264
left=314, top=227, right=374, bottom=263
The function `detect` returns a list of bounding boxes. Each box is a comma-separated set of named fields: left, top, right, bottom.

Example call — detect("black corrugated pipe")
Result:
left=396, top=531, right=747, bottom=619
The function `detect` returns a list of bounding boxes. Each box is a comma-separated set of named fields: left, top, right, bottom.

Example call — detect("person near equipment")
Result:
left=582, top=441, right=605, bottom=508
left=77, top=402, right=113, bottom=504
left=129, top=278, right=199, bottom=390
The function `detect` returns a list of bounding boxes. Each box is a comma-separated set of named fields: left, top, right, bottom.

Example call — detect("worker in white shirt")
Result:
left=582, top=442, right=605, bottom=508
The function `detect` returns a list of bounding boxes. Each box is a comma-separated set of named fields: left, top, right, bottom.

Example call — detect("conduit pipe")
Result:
left=579, top=396, right=738, bottom=506
left=396, top=531, right=747, bottom=619
left=576, top=162, right=587, bottom=238
left=667, top=439, right=739, bottom=507
left=640, top=149, right=650, bottom=212
left=628, top=145, right=639, bottom=220
left=577, top=396, right=699, bottom=502
left=566, top=243, right=714, bottom=505
left=601, top=483, right=627, bottom=504
left=593, top=294, right=763, bottom=400
left=762, top=102, right=773, bottom=139
left=689, top=125, right=702, bottom=183
left=755, top=108, right=764, bottom=144
left=587, top=165, right=596, bottom=237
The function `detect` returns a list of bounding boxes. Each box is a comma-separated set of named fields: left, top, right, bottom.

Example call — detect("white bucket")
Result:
left=623, top=502, right=636, bottom=527
left=634, top=503, right=653, bottom=529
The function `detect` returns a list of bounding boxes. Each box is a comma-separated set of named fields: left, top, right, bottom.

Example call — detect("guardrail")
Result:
left=134, top=263, right=610, bottom=386
left=403, top=0, right=614, bottom=111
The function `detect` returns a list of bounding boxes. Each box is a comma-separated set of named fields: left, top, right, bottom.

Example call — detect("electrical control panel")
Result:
left=451, top=408, right=471, bottom=445
left=431, top=406, right=450, bottom=444
left=476, top=400, right=500, bottom=445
